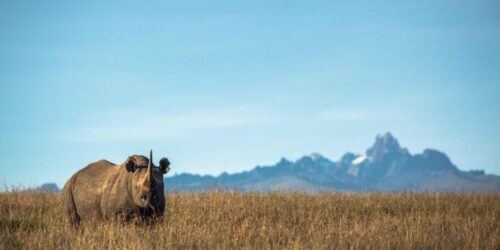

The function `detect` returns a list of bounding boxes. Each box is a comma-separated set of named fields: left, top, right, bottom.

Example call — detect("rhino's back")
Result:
left=68, top=160, right=120, bottom=219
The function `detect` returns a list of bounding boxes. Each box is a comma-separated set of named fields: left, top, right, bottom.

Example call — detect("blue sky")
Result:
left=1, top=0, right=499, bottom=188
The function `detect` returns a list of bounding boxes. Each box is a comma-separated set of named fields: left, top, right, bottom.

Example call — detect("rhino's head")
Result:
left=123, top=150, right=170, bottom=209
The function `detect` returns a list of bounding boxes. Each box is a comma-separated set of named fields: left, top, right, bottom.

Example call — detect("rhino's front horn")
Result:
left=149, top=150, right=153, bottom=169
left=148, top=150, right=153, bottom=183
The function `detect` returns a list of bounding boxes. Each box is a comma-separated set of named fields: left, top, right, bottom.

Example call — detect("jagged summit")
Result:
left=310, top=152, right=324, bottom=161
left=367, top=133, right=401, bottom=154
left=296, top=153, right=325, bottom=163
left=339, top=153, right=356, bottom=165
left=276, top=158, right=293, bottom=169
left=278, top=157, right=292, bottom=165
left=366, top=133, right=410, bottom=162
left=295, top=153, right=334, bottom=169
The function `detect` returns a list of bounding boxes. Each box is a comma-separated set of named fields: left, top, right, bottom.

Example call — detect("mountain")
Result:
left=37, top=183, right=60, bottom=192
left=165, top=133, right=500, bottom=192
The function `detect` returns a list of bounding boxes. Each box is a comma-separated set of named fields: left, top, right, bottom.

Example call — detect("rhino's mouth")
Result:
left=138, top=192, right=159, bottom=208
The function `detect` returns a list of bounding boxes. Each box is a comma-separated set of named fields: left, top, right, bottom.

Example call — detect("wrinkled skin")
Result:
left=62, top=153, right=170, bottom=224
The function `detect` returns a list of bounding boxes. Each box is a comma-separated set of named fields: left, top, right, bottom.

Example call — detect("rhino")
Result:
left=62, top=150, right=170, bottom=224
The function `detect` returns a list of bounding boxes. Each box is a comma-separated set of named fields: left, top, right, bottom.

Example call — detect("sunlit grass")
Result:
left=0, top=191, right=498, bottom=249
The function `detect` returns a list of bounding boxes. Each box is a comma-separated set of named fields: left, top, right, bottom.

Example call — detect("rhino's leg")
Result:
left=62, top=177, right=81, bottom=226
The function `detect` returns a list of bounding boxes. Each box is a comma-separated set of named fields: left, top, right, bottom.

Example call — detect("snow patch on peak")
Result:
left=352, top=155, right=367, bottom=165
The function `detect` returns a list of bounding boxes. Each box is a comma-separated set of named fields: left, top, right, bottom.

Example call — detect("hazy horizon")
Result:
left=1, top=1, right=499, bottom=188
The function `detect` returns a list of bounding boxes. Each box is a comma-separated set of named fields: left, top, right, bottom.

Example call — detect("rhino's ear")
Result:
left=159, top=158, right=171, bottom=174
left=125, top=157, right=137, bottom=172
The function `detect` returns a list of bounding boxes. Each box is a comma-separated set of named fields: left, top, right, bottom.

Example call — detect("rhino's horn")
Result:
left=148, top=149, right=153, bottom=185
left=149, top=150, right=153, bottom=169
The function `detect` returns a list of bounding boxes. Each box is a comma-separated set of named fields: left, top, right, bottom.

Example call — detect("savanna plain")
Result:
left=0, top=191, right=499, bottom=249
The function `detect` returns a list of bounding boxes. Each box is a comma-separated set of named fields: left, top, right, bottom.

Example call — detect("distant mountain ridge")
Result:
left=37, top=183, right=60, bottom=192
left=165, top=133, right=500, bottom=192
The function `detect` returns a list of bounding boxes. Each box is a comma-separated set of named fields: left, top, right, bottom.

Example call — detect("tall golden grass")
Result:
left=0, top=191, right=499, bottom=249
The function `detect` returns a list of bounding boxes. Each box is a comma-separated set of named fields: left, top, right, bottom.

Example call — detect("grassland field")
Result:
left=0, top=191, right=499, bottom=249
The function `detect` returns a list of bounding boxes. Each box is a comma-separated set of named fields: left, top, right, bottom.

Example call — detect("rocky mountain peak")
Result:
left=417, top=149, right=458, bottom=171
left=310, top=152, right=324, bottom=161
left=276, top=158, right=292, bottom=168
left=339, top=153, right=357, bottom=165
left=366, top=133, right=408, bottom=162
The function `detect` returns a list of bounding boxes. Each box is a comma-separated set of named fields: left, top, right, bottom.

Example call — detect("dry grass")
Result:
left=0, top=191, right=499, bottom=249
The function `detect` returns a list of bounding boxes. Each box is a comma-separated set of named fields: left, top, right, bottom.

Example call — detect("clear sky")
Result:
left=1, top=0, right=499, bottom=188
